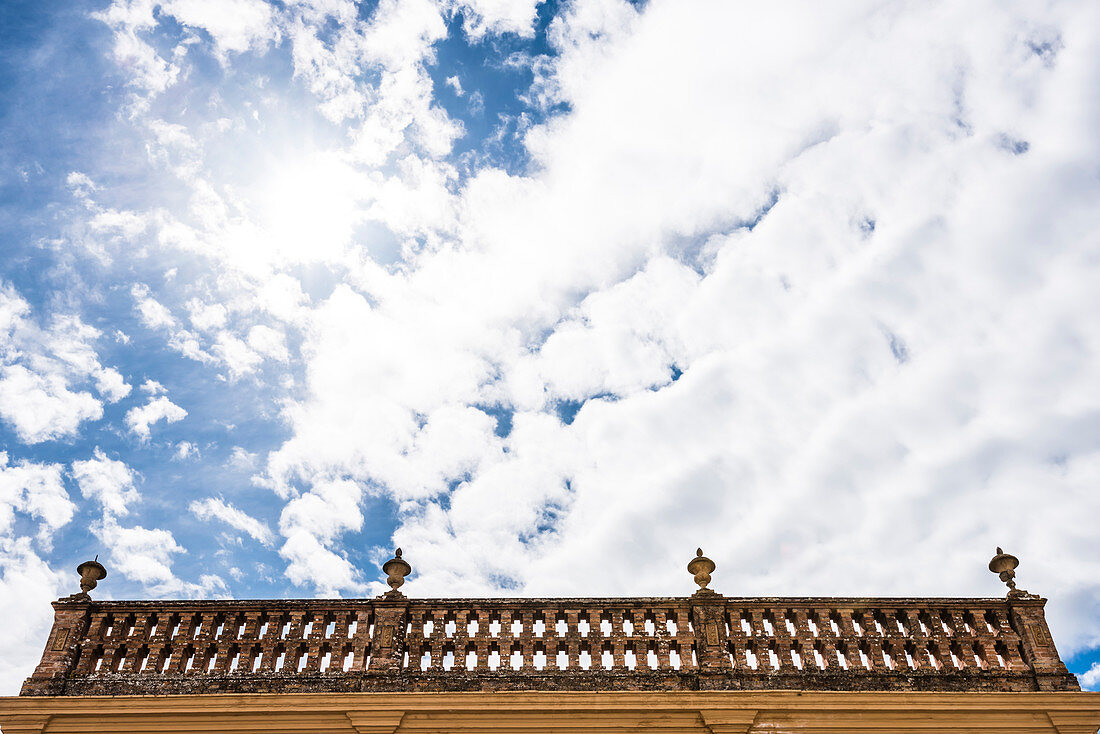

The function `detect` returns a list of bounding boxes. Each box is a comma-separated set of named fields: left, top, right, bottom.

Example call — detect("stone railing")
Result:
left=21, top=592, right=1079, bottom=695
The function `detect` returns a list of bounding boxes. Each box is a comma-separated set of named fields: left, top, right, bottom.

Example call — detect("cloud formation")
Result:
left=0, top=454, right=74, bottom=544
left=125, top=395, right=187, bottom=439
left=72, top=449, right=223, bottom=596
left=0, top=455, right=74, bottom=692
left=190, top=497, right=274, bottom=546
left=1082, top=662, right=1100, bottom=691
left=2, top=0, right=1099, bottom=695
left=0, top=284, right=127, bottom=443
left=72, top=448, right=140, bottom=517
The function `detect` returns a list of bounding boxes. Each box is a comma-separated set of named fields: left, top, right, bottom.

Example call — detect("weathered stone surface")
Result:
left=20, top=594, right=1079, bottom=696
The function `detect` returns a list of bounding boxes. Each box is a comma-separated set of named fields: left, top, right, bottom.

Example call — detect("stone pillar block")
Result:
left=20, top=599, right=92, bottom=695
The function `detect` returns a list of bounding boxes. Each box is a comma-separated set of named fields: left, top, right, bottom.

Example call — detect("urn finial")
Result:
left=687, top=548, right=717, bottom=595
left=988, top=547, right=1027, bottom=598
left=381, top=548, right=412, bottom=598
left=75, top=556, right=107, bottom=599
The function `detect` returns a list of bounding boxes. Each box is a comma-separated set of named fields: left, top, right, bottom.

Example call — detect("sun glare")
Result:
left=252, top=152, right=368, bottom=266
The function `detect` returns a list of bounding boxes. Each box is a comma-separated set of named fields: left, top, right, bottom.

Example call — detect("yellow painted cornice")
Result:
left=2, top=690, right=1099, bottom=734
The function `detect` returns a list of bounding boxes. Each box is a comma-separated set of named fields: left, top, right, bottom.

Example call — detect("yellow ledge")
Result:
left=1, top=690, right=1098, bottom=734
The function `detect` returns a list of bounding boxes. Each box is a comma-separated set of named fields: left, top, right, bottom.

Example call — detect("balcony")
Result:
left=20, top=549, right=1079, bottom=696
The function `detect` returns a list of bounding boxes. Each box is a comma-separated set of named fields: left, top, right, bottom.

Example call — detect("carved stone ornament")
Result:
left=688, top=548, right=717, bottom=595
left=989, top=547, right=1035, bottom=599
left=381, top=548, right=412, bottom=598
left=66, top=557, right=106, bottom=601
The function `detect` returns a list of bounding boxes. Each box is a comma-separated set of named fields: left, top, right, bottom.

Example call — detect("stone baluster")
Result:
left=498, top=608, right=515, bottom=669
left=212, top=612, right=239, bottom=674
left=119, top=613, right=148, bottom=674
left=448, top=610, right=470, bottom=672
left=477, top=608, right=495, bottom=670
left=420, top=607, right=441, bottom=671
left=303, top=610, right=329, bottom=672
left=947, top=611, right=980, bottom=670
left=987, top=607, right=1027, bottom=671
left=769, top=609, right=794, bottom=671
left=161, top=613, right=194, bottom=674
left=812, top=609, right=838, bottom=671
left=256, top=613, right=281, bottom=672
left=145, top=612, right=173, bottom=674
left=653, top=609, right=674, bottom=670
left=725, top=608, right=748, bottom=671
left=347, top=608, right=372, bottom=672
left=967, top=608, right=1000, bottom=669
left=540, top=609, right=557, bottom=670
left=791, top=608, right=817, bottom=671
left=236, top=612, right=262, bottom=673
left=604, top=609, right=622, bottom=670
left=519, top=609, right=537, bottom=671
left=879, top=609, right=907, bottom=672
left=567, top=609, right=581, bottom=670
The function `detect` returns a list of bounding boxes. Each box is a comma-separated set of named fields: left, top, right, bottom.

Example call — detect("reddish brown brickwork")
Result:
left=20, top=592, right=1079, bottom=696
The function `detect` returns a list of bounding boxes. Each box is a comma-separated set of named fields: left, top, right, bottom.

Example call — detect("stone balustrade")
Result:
left=21, top=593, right=1079, bottom=695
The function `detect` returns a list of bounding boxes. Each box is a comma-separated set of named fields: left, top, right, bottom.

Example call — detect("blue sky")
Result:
left=1, top=0, right=1099, bottom=693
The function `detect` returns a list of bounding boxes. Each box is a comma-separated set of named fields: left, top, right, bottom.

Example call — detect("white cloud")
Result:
left=94, top=367, right=131, bottom=403
left=185, top=299, right=228, bottom=331
left=92, top=1, right=180, bottom=95
left=212, top=331, right=263, bottom=376
left=140, top=378, right=166, bottom=394
left=89, top=208, right=151, bottom=239
left=278, top=478, right=367, bottom=594
left=0, top=284, right=125, bottom=444
left=1081, top=661, right=1100, bottom=691
left=83, top=504, right=225, bottom=597
left=467, top=90, right=484, bottom=116
left=190, top=497, right=274, bottom=545
left=453, top=0, right=541, bottom=39
left=65, top=170, right=97, bottom=196
left=71, top=448, right=140, bottom=517
left=92, top=516, right=184, bottom=588
left=0, top=365, right=103, bottom=444
left=257, top=274, right=311, bottom=324
left=0, top=539, right=66, bottom=695
left=520, top=257, right=697, bottom=403
left=246, top=324, right=289, bottom=362
left=162, top=0, right=277, bottom=59
left=131, top=284, right=177, bottom=330
left=0, top=451, right=72, bottom=691
left=227, top=446, right=257, bottom=470
left=0, top=453, right=74, bottom=543
left=279, top=530, right=364, bottom=595
left=279, top=478, right=363, bottom=543
left=175, top=441, right=200, bottom=459
left=125, top=395, right=188, bottom=439
left=360, top=0, right=446, bottom=71
left=167, top=328, right=216, bottom=364
left=64, top=448, right=222, bottom=598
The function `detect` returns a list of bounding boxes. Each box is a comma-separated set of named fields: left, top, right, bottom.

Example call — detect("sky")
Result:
left=0, top=0, right=1098, bottom=695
